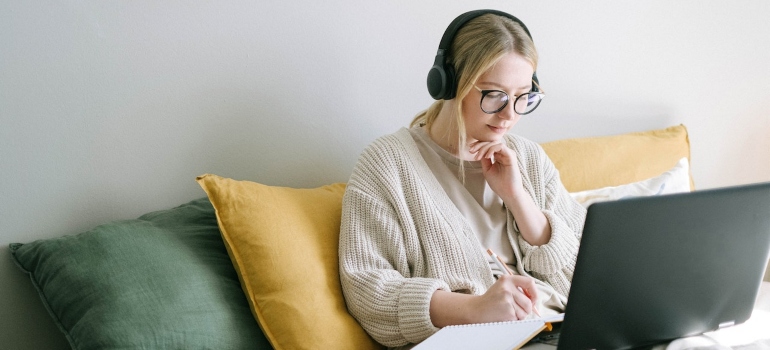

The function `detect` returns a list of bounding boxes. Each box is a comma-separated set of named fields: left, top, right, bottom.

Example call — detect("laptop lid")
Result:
left=557, top=182, right=770, bottom=350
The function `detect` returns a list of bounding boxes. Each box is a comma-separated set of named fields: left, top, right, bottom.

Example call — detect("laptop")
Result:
left=556, top=181, right=770, bottom=350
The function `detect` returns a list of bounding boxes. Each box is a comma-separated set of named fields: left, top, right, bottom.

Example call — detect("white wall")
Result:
left=2, top=1, right=769, bottom=348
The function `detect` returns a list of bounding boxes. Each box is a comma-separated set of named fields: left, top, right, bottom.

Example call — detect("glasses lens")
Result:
left=514, top=93, right=544, bottom=115
left=480, top=90, right=508, bottom=114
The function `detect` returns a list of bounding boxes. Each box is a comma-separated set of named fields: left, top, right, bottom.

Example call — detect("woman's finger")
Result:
left=483, top=144, right=501, bottom=160
left=522, top=286, right=538, bottom=308
left=470, top=141, right=504, bottom=161
left=511, top=288, right=534, bottom=318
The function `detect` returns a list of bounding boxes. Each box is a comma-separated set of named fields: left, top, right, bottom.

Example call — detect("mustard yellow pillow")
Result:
left=196, top=174, right=383, bottom=350
left=540, top=124, right=693, bottom=192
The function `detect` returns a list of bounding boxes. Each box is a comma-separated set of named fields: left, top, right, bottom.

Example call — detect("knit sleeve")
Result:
left=513, top=140, right=587, bottom=297
left=338, top=145, right=449, bottom=347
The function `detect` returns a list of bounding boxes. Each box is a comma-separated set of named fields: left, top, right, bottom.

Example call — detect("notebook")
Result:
left=413, top=314, right=563, bottom=350
left=557, top=181, right=770, bottom=349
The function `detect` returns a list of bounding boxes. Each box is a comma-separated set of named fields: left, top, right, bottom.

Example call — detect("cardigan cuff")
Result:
left=396, top=278, right=450, bottom=344
left=518, top=210, right=579, bottom=276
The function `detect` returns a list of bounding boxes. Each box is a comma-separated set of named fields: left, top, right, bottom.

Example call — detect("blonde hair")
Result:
left=411, top=13, right=538, bottom=153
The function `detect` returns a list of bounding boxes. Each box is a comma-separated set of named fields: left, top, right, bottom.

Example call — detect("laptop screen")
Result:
left=557, top=182, right=770, bottom=349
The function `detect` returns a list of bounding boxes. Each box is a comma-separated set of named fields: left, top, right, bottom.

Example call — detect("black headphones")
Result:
left=426, top=9, right=539, bottom=100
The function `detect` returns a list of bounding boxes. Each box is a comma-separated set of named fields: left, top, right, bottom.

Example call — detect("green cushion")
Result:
left=10, top=197, right=272, bottom=350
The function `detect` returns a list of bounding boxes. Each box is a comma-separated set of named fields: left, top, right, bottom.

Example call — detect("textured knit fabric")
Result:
left=339, top=127, right=587, bottom=348
left=409, top=126, right=513, bottom=274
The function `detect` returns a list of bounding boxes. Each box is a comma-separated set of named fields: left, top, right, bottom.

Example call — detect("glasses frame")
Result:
left=473, top=80, right=545, bottom=115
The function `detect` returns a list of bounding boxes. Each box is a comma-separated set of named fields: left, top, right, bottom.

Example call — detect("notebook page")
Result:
left=413, top=319, right=547, bottom=350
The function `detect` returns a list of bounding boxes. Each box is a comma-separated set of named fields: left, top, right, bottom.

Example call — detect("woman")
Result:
left=339, top=10, right=586, bottom=348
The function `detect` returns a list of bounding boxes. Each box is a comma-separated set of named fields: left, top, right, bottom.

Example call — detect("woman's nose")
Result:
left=497, top=102, right=516, bottom=120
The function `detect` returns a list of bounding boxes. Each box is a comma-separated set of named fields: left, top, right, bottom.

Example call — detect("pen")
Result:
left=487, top=248, right=511, bottom=275
left=486, top=248, right=541, bottom=317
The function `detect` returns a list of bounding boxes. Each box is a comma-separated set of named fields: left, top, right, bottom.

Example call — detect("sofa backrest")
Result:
left=541, top=124, right=692, bottom=192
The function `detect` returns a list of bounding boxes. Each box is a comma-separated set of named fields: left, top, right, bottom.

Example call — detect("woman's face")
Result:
left=460, top=52, right=535, bottom=144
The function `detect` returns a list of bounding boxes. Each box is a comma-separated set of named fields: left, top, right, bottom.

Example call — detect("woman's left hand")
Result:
left=469, top=139, right=522, bottom=199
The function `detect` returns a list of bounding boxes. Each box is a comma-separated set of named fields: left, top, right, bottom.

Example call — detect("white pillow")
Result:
left=570, top=157, right=691, bottom=208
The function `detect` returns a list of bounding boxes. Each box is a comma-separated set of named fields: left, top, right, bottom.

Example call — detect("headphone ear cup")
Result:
left=427, top=64, right=448, bottom=100
left=443, top=64, right=456, bottom=100
left=426, top=60, right=456, bottom=100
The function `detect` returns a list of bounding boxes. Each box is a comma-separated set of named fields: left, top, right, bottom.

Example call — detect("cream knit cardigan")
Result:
left=339, top=128, right=586, bottom=348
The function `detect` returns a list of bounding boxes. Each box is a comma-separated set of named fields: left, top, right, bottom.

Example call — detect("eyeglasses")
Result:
left=473, top=81, right=545, bottom=115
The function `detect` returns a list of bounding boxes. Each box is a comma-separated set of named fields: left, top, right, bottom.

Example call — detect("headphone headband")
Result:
left=436, top=10, right=533, bottom=52
left=427, top=9, right=539, bottom=100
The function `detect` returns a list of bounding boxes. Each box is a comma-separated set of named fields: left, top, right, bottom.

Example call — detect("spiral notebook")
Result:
left=413, top=315, right=563, bottom=350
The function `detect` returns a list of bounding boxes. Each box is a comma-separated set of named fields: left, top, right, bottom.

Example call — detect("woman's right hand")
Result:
left=429, top=275, right=539, bottom=327
left=469, top=275, right=538, bottom=323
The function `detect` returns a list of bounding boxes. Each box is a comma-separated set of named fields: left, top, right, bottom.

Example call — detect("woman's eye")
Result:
left=486, top=91, right=506, bottom=99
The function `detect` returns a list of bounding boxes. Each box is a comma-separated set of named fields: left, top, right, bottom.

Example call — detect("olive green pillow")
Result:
left=10, top=197, right=272, bottom=350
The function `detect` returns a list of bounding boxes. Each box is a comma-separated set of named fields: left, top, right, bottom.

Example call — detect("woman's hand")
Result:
left=469, top=275, right=539, bottom=323
left=429, top=275, right=539, bottom=327
left=468, top=140, right=522, bottom=200
left=468, top=139, right=553, bottom=246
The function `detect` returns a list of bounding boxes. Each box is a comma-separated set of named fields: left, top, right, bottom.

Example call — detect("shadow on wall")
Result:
left=1, top=249, right=70, bottom=349
left=186, top=86, right=357, bottom=188
left=515, top=110, right=678, bottom=143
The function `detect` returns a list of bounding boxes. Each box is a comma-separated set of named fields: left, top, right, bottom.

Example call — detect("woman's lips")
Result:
left=488, top=125, right=507, bottom=133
